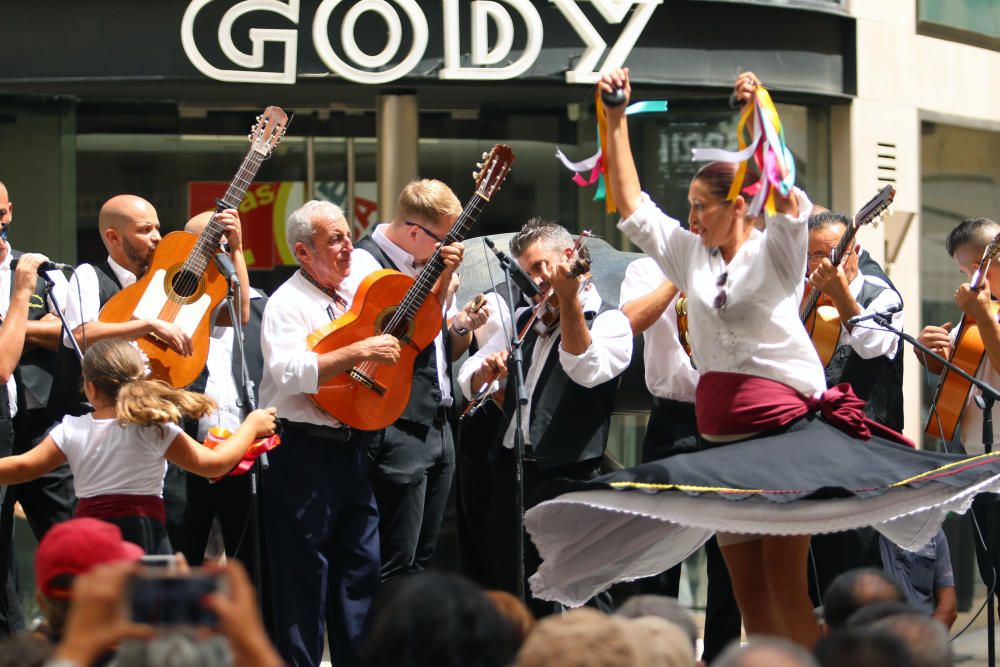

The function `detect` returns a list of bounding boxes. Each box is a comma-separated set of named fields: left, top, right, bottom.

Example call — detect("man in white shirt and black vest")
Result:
left=350, top=179, right=470, bottom=583
left=259, top=200, right=403, bottom=667
left=0, top=181, right=77, bottom=634
left=805, top=210, right=905, bottom=606
left=459, top=218, right=633, bottom=612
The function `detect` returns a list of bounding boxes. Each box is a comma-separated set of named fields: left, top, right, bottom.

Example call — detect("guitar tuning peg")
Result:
left=472, top=171, right=478, bottom=179
left=476, top=162, right=483, bottom=169
left=247, top=133, right=252, bottom=141
left=481, top=152, right=488, bottom=160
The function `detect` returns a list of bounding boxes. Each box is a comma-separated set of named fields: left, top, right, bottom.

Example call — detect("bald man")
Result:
left=61, top=195, right=187, bottom=355
left=168, top=210, right=266, bottom=581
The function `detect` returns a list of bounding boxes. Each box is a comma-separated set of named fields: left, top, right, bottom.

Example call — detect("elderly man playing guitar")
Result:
left=259, top=199, right=462, bottom=667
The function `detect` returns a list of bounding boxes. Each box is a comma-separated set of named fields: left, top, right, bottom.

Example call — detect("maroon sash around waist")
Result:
left=75, top=494, right=166, bottom=523
left=695, top=372, right=914, bottom=448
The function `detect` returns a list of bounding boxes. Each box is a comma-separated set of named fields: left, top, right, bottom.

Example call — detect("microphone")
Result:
left=601, top=88, right=626, bottom=108
left=214, top=252, right=240, bottom=286
left=846, top=303, right=902, bottom=326
left=38, top=261, right=72, bottom=272
left=483, top=237, right=541, bottom=298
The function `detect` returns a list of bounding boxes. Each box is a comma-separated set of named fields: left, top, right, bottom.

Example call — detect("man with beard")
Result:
left=62, top=196, right=244, bottom=371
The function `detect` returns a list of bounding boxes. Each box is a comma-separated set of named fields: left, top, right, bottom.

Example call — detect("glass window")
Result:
left=596, top=101, right=831, bottom=252
left=918, top=0, right=1000, bottom=49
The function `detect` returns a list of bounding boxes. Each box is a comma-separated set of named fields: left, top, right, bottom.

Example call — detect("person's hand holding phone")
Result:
left=203, top=561, right=283, bottom=667
left=52, top=561, right=154, bottom=666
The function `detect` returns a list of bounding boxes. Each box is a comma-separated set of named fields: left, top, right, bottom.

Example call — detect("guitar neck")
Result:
left=186, top=149, right=266, bottom=275
left=800, top=221, right=862, bottom=322
left=394, top=193, right=487, bottom=319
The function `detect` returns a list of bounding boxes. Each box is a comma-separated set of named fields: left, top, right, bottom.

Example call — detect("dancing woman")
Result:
left=523, top=69, right=1000, bottom=646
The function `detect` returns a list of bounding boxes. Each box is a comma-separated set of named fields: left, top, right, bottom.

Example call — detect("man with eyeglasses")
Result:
left=350, top=178, right=479, bottom=583
left=805, top=209, right=905, bottom=611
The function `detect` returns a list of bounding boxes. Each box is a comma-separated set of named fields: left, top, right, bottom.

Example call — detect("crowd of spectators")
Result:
left=0, top=516, right=966, bottom=667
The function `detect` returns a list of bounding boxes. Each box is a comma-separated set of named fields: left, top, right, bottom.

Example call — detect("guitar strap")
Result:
left=298, top=269, right=348, bottom=310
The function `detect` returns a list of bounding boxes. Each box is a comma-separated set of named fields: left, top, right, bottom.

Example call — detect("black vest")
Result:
left=354, top=235, right=448, bottom=427
left=824, top=258, right=904, bottom=431
left=498, top=303, right=619, bottom=470
left=9, top=252, right=61, bottom=417
left=51, top=260, right=125, bottom=417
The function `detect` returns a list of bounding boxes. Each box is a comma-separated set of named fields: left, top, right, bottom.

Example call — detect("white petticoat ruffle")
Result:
left=525, top=472, right=1000, bottom=607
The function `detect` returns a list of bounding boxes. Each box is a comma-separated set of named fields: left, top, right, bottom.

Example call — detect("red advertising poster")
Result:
left=188, top=181, right=378, bottom=270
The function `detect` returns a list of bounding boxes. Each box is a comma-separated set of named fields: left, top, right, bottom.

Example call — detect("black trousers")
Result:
left=455, top=401, right=504, bottom=588
left=488, top=446, right=602, bottom=617
left=170, top=469, right=256, bottom=571
left=0, top=409, right=74, bottom=635
left=263, top=426, right=380, bottom=667
left=972, top=493, right=1000, bottom=615
left=642, top=398, right=741, bottom=665
left=369, top=416, right=455, bottom=582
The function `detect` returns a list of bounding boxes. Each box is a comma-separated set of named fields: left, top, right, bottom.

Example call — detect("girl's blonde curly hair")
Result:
left=82, top=339, right=216, bottom=427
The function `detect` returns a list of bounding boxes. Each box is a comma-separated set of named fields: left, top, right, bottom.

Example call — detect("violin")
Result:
left=462, top=231, right=593, bottom=419
left=518, top=231, right=593, bottom=339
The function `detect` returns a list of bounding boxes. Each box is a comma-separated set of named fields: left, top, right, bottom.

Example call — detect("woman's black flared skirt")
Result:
left=525, top=414, right=1000, bottom=606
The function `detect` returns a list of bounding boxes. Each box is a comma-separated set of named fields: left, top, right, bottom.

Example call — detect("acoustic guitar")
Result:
left=801, top=184, right=895, bottom=365
left=99, top=107, right=288, bottom=388
left=925, top=231, right=1000, bottom=441
left=307, top=144, right=515, bottom=431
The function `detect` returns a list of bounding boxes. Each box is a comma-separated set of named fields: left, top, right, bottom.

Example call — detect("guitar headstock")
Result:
left=854, top=184, right=895, bottom=230
left=474, top=144, right=515, bottom=201
left=249, top=106, right=289, bottom=157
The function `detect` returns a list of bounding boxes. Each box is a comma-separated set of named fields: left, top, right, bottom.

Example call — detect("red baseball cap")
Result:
left=35, top=518, right=144, bottom=598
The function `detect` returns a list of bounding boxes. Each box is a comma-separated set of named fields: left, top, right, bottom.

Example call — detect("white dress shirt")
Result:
left=835, top=270, right=903, bottom=360
left=63, top=256, right=137, bottom=347
left=456, top=291, right=514, bottom=401
left=618, top=189, right=826, bottom=398
left=195, top=289, right=265, bottom=441
left=352, top=223, right=457, bottom=406
left=619, top=257, right=698, bottom=403
left=260, top=269, right=368, bottom=428
left=457, top=285, right=633, bottom=449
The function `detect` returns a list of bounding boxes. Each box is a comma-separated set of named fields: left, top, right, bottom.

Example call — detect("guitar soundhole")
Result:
left=170, top=269, right=201, bottom=299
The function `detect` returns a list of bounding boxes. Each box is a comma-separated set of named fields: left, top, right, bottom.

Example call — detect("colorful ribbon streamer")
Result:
left=691, top=85, right=795, bottom=217
left=204, top=426, right=282, bottom=482
left=555, top=98, right=668, bottom=214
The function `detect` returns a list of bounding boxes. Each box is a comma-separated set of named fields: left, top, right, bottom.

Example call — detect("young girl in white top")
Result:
left=0, top=339, right=276, bottom=553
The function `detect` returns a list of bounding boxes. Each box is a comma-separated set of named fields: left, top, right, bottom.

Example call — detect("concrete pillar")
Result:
left=376, top=94, right=419, bottom=220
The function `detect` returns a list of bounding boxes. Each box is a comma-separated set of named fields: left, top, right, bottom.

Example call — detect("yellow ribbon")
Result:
left=595, top=90, right=617, bottom=214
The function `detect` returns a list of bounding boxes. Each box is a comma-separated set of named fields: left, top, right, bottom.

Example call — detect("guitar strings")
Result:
left=168, top=149, right=264, bottom=311
left=352, top=193, right=485, bottom=380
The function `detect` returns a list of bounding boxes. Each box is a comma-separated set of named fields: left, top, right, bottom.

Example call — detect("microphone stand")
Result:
left=214, top=253, right=267, bottom=609
left=871, top=314, right=999, bottom=667
left=493, top=248, right=530, bottom=602
left=42, top=272, right=84, bottom=363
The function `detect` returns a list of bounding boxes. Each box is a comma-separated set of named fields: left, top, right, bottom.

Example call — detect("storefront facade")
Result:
left=0, top=0, right=851, bottom=290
